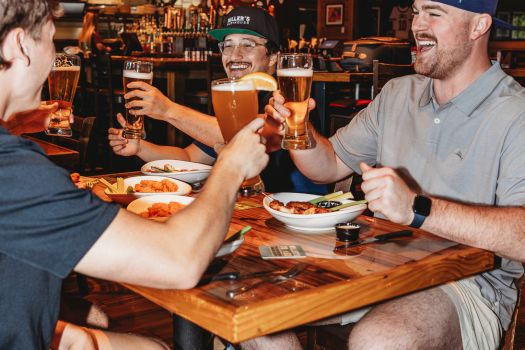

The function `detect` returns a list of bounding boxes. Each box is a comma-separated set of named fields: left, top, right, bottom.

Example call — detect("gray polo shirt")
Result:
left=331, top=63, right=525, bottom=329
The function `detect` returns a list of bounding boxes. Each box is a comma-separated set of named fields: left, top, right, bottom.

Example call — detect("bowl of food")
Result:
left=263, top=192, right=367, bottom=233
left=104, top=176, right=192, bottom=205
left=141, top=160, right=212, bottom=184
left=127, top=194, right=195, bottom=222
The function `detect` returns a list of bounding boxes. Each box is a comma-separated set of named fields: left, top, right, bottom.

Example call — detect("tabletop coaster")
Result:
left=259, top=245, right=307, bottom=259
left=235, top=201, right=263, bottom=210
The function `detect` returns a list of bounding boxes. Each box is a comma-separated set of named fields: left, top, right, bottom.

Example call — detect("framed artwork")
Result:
left=326, top=4, right=344, bottom=26
left=494, top=11, right=511, bottom=39
left=512, top=12, right=525, bottom=40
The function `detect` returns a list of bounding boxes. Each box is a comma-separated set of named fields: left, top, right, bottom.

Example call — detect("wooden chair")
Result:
left=53, top=115, right=96, bottom=173
left=371, top=59, right=415, bottom=99
left=328, top=61, right=414, bottom=137
left=500, top=270, right=525, bottom=350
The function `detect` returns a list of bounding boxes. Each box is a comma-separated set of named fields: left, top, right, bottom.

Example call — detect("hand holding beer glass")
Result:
left=277, top=53, right=315, bottom=150
left=211, top=78, right=264, bottom=196
left=46, top=54, right=80, bottom=137
left=122, top=60, right=154, bottom=139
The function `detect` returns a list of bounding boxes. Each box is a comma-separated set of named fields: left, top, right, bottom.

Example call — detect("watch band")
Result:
left=409, top=212, right=426, bottom=228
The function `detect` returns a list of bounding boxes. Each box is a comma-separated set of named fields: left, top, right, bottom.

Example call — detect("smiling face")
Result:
left=411, top=0, right=474, bottom=79
left=221, top=33, right=276, bottom=79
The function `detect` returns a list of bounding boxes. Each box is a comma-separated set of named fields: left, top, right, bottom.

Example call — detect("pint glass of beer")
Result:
left=277, top=53, right=315, bottom=150
left=122, top=60, right=154, bottom=139
left=46, top=54, right=81, bottom=137
left=211, top=78, right=264, bottom=196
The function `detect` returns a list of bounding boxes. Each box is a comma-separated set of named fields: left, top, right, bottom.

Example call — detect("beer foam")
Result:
left=212, top=81, right=254, bottom=91
left=277, top=68, right=313, bottom=77
left=123, top=70, right=154, bottom=80
left=52, top=66, right=80, bottom=71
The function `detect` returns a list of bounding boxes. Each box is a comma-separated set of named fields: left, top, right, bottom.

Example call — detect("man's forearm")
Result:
left=164, top=103, right=223, bottom=147
left=290, top=130, right=350, bottom=183
left=137, top=140, right=191, bottom=162
left=423, top=198, right=525, bottom=262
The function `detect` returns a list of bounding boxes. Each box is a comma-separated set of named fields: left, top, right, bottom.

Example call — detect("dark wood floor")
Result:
left=63, top=274, right=525, bottom=350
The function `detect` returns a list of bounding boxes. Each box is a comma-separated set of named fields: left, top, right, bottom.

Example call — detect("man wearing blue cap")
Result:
left=257, top=0, right=525, bottom=349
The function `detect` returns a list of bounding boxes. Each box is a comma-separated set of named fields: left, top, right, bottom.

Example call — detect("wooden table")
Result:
left=93, top=180, right=495, bottom=346
left=24, top=135, right=79, bottom=170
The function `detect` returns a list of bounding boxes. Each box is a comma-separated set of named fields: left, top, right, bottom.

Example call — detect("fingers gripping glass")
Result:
left=122, top=60, right=154, bottom=139
left=218, top=39, right=266, bottom=56
left=211, top=78, right=264, bottom=196
left=46, top=54, right=81, bottom=137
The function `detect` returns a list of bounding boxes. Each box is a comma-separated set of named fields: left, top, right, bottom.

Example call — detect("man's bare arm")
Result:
left=76, top=119, right=269, bottom=289
left=423, top=200, right=525, bottom=262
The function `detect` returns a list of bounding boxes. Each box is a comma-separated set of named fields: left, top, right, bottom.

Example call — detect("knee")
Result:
left=348, top=318, right=414, bottom=350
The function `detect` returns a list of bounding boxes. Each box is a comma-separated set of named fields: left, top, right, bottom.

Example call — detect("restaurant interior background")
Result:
left=43, top=0, right=525, bottom=175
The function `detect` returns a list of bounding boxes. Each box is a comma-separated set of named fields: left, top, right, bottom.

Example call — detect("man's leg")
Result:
left=348, top=287, right=462, bottom=350
left=240, top=331, right=302, bottom=350
left=52, top=320, right=170, bottom=350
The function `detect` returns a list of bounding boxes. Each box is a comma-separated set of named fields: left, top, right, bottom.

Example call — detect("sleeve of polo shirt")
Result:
left=329, top=90, right=382, bottom=174
left=496, top=114, right=525, bottom=206
left=0, top=136, right=120, bottom=278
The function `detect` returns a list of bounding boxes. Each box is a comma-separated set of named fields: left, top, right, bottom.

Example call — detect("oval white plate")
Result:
left=118, top=175, right=191, bottom=196
left=263, top=192, right=367, bottom=233
left=141, top=160, right=212, bottom=184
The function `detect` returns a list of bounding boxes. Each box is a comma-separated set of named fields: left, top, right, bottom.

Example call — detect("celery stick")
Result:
left=329, top=200, right=367, bottom=211
left=330, top=192, right=354, bottom=201
left=309, top=191, right=343, bottom=204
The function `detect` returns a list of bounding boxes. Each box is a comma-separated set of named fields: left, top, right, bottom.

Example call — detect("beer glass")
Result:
left=122, top=60, right=154, bottom=139
left=211, top=78, right=264, bottom=196
left=46, top=54, right=81, bottom=137
left=277, top=53, right=315, bottom=150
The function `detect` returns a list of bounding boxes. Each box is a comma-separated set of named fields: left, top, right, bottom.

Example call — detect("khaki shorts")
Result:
left=337, top=278, right=502, bottom=350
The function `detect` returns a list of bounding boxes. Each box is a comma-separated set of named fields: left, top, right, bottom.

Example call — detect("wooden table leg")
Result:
left=313, top=81, right=327, bottom=136
left=172, top=314, right=213, bottom=350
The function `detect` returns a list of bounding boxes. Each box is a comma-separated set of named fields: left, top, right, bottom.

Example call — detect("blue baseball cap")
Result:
left=432, top=0, right=516, bottom=30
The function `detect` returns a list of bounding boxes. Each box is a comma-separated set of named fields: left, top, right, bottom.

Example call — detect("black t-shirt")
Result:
left=0, top=127, right=119, bottom=349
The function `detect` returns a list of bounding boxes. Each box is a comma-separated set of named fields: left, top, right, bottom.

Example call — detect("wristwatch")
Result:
left=410, top=194, right=432, bottom=228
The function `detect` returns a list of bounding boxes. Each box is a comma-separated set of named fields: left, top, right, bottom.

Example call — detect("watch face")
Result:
left=413, top=195, right=432, bottom=216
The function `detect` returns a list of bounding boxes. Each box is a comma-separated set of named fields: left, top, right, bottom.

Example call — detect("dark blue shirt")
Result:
left=0, top=127, right=119, bottom=349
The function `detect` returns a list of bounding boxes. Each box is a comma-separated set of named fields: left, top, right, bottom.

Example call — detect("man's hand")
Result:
left=107, top=113, right=141, bottom=156
left=124, top=81, right=174, bottom=120
left=265, top=90, right=316, bottom=133
left=215, top=118, right=269, bottom=181
left=360, top=162, right=416, bottom=225
left=5, top=102, right=59, bottom=135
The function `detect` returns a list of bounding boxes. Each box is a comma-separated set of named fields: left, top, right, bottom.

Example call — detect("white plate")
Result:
left=119, top=175, right=191, bottom=196
left=263, top=192, right=367, bottom=233
left=217, top=238, right=244, bottom=257
left=128, top=195, right=242, bottom=257
left=141, top=160, right=212, bottom=184
left=127, top=194, right=195, bottom=222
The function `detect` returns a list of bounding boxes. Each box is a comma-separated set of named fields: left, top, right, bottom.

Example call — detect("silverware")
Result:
left=198, top=268, right=279, bottom=286
left=334, top=230, right=413, bottom=251
left=227, top=263, right=307, bottom=298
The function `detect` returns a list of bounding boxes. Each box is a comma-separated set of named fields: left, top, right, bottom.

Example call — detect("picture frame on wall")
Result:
left=326, top=4, right=344, bottom=26
left=495, top=11, right=510, bottom=39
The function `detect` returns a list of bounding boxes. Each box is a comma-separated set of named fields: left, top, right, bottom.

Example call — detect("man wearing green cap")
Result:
left=108, top=7, right=325, bottom=194
left=257, top=0, right=525, bottom=349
